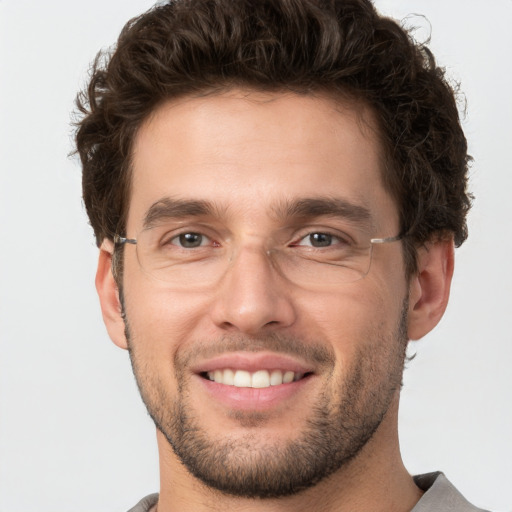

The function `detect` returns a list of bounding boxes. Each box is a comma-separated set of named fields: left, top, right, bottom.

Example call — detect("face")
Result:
left=119, top=90, right=410, bottom=497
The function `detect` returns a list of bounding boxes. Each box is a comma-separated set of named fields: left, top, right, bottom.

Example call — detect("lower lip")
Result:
left=196, top=374, right=313, bottom=411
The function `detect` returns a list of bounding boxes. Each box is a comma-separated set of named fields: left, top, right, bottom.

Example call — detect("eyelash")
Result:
left=166, top=232, right=217, bottom=248
left=292, top=231, right=351, bottom=248
left=162, top=229, right=351, bottom=250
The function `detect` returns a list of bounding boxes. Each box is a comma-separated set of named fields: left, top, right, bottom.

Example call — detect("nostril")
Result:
left=219, top=321, right=237, bottom=331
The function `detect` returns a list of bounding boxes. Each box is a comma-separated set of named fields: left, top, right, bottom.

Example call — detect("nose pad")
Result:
left=210, top=246, right=296, bottom=334
left=264, top=248, right=287, bottom=281
left=264, top=247, right=303, bottom=286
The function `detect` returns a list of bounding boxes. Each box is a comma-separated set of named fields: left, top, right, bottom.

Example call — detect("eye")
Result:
left=170, top=232, right=210, bottom=248
left=307, top=233, right=333, bottom=247
left=294, top=232, right=346, bottom=248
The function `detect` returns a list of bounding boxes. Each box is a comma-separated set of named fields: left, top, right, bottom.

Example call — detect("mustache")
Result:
left=174, top=333, right=336, bottom=370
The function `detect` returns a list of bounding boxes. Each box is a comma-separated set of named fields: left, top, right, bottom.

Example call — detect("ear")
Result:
left=407, top=238, right=454, bottom=341
left=95, top=239, right=128, bottom=350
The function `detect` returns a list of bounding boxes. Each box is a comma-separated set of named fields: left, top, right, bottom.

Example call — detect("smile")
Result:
left=204, top=369, right=306, bottom=388
left=193, top=352, right=316, bottom=409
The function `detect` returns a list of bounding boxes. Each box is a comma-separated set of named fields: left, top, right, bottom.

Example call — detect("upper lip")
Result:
left=190, top=351, right=315, bottom=375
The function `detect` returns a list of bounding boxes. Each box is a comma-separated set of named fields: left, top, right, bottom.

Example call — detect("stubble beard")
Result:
left=124, top=299, right=409, bottom=499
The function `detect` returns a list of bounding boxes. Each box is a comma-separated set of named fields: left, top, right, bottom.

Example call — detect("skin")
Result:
left=96, top=90, right=454, bottom=512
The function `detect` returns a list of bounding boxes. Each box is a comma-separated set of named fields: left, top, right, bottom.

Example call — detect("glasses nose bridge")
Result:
left=225, top=236, right=278, bottom=273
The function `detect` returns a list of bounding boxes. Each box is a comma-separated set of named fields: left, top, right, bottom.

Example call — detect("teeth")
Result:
left=233, top=370, right=251, bottom=387
left=206, top=369, right=303, bottom=388
left=223, top=368, right=235, bottom=385
left=270, top=369, right=283, bottom=386
left=283, top=371, right=294, bottom=384
left=251, top=370, right=270, bottom=388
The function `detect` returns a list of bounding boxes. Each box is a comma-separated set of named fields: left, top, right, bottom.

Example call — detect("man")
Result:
left=74, top=0, right=485, bottom=510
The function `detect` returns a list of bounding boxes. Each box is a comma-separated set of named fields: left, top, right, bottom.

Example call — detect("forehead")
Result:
left=128, top=89, right=397, bottom=232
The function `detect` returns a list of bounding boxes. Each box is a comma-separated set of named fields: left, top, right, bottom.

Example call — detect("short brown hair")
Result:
left=75, top=0, right=471, bottom=274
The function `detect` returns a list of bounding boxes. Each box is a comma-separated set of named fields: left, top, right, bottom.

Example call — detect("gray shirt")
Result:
left=128, top=472, right=490, bottom=512
left=412, top=472, right=490, bottom=512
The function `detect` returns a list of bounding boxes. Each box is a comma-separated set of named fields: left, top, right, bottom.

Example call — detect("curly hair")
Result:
left=75, top=0, right=471, bottom=275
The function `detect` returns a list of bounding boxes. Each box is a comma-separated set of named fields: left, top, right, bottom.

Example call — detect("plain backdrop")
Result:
left=0, top=1, right=511, bottom=511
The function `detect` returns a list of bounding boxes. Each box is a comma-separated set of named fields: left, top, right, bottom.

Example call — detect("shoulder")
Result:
left=412, top=472, right=491, bottom=512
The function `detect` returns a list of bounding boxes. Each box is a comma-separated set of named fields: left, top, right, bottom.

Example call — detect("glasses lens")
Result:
left=270, top=245, right=373, bottom=287
left=134, top=226, right=375, bottom=289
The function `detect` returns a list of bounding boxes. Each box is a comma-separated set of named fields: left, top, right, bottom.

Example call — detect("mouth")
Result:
left=191, top=352, right=316, bottom=411
left=202, top=368, right=311, bottom=388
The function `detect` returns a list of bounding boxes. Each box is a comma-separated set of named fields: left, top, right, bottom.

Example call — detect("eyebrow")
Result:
left=142, top=196, right=374, bottom=229
left=143, top=198, right=220, bottom=229
left=272, top=197, right=373, bottom=228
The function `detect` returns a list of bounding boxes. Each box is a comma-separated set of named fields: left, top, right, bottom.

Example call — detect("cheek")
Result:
left=296, top=281, right=405, bottom=361
left=122, top=279, right=215, bottom=365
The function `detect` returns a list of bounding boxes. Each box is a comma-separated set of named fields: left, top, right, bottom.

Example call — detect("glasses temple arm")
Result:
left=113, top=235, right=137, bottom=245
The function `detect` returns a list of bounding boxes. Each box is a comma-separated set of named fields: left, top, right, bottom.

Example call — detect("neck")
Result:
left=154, top=397, right=422, bottom=512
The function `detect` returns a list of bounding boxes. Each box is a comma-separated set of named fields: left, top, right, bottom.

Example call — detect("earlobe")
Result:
left=95, top=239, right=128, bottom=350
left=407, top=238, right=455, bottom=341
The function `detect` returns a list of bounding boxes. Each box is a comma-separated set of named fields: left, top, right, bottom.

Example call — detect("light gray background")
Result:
left=0, top=1, right=511, bottom=511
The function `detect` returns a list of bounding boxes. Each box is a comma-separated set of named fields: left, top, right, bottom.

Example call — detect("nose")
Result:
left=209, top=246, right=297, bottom=335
